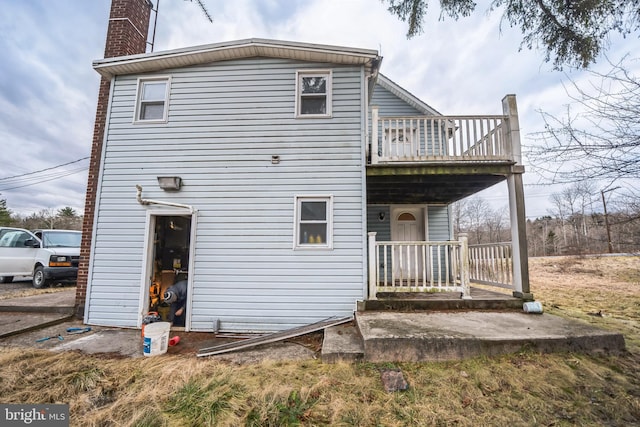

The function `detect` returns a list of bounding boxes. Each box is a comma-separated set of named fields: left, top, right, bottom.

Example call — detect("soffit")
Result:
left=94, top=38, right=382, bottom=78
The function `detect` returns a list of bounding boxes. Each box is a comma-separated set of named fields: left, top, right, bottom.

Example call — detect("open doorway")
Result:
left=146, top=214, right=192, bottom=328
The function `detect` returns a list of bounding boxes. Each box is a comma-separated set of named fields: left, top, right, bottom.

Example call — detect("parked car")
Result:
left=0, top=227, right=81, bottom=288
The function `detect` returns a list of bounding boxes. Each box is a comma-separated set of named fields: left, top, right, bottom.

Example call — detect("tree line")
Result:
left=454, top=184, right=640, bottom=257
left=0, top=199, right=82, bottom=231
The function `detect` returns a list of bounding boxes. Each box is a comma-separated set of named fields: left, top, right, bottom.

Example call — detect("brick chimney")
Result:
left=76, top=0, right=153, bottom=316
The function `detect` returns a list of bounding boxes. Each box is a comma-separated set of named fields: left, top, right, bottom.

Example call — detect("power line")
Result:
left=0, top=167, right=87, bottom=191
left=0, top=157, right=89, bottom=181
left=0, top=165, right=87, bottom=186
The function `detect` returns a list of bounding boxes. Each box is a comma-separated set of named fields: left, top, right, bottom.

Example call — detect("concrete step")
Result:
left=358, top=298, right=524, bottom=312
left=321, top=323, right=364, bottom=363
left=358, top=287, right=526, bottom=312
left=356, top=311, right=625, bottom=362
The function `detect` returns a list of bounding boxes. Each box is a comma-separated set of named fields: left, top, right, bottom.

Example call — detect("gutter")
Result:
left=135, top=185, right=196, bottom=213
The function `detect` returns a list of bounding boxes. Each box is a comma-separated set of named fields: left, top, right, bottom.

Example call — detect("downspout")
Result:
left=135, top=185, right=196, bottom=213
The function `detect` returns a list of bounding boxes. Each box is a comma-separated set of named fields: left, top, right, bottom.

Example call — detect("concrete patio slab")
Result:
left=356, top=311, right=625, bottom=362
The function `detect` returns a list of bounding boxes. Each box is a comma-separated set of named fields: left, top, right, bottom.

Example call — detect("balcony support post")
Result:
left=368, top=232, right=378, bottom=300
left=371, top=106, right=379, bottom=165
left=459, top=233, right=472, bottom=299
left=503, top=94, right=532, bottom=299
left=502, top=94, right=521, bottom=164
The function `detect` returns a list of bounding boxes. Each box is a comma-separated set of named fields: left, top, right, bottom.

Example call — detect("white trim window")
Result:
left=294, top=195, right=333, bottom=249
left=134, top=76, right=171, bottom=123
left=295, top=70, right=332, bottom=117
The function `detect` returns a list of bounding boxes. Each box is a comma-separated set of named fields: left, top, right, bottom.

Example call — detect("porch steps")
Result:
left=358, top=287, right=525, bottom=312
left=322, top=310, right=625, bottom=363
left=321, top=323, right=364, bottom=363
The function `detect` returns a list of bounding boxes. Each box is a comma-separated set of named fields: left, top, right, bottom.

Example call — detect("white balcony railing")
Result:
left=368, top=234, right=515, bottom=299
left=370, top=108, right=513, bottom=164
left=468, top=242, right=514, bottom=289
left=367, top=232, right=471, bottom=300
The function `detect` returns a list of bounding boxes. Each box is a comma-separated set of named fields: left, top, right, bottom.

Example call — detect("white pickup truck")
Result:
left=0, top=227, right=81, bottom=288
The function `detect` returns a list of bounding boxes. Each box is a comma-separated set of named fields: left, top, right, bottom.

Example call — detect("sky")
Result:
left=0, top=0, right=638, bottom=219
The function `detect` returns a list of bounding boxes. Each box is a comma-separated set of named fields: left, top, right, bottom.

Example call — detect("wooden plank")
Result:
left=197, top=316, right=353, bottom=357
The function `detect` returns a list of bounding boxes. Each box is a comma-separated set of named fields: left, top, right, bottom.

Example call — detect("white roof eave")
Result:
left=93, top=38, right=382, bottom=78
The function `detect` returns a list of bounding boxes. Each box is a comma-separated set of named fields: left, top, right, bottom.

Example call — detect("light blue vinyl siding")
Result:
left=371, top=84, right=423, bottom=116
left=428, top=205, right=452, bottom=279
left=427, top=206, right=451, bottom=240
left=87, top=57, right=366, bottom=331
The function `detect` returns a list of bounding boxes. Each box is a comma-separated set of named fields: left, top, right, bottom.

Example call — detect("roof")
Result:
left=376, top=74, right=441, bottom=115
left=93, top=38, right=382, bottom=78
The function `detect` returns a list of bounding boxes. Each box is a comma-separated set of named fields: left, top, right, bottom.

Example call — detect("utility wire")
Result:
left=0, top=165, right=87, bottom=185
left=0, top=157, right=89, bottom=181
left=0, top=167, right=87, bottom=192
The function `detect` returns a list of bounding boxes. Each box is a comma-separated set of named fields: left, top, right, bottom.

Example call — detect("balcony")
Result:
left=371, top=112, right=513, bottom=164
left=367, top=100, right=522, bottom=205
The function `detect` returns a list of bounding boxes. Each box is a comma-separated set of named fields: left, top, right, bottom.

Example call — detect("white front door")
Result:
left=391, top=206, right=426, bottom=282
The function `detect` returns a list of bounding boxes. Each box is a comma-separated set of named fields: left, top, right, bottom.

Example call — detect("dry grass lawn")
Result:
left=0, top=255, right=638, bottom=426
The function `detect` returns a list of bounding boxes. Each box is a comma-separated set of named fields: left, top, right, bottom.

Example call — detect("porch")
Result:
left=367, top=96, right=522, bottom=205
left=365, top=233, right=526, bottom=307
left=365, top=95, right=531, bottom=300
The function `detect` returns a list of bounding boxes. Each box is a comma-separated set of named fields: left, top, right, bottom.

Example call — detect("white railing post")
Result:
left=371, top=106, right=379, bottom=165
left=459, top=234, right=472, bottom=299
left=368, top=232, right=378, bottom=300
left=502, top=94, right=521, bottom=165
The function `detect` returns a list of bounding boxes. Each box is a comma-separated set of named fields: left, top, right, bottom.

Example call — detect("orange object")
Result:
left=169, top=336, right=180, bottom=346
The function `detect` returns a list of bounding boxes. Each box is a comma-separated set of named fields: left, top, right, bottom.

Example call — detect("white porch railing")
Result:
left=370, top=107, right=512, bottom=164
left=368, top=232, right=471, bottom=300
left=468, top=242, right=514, bottom=290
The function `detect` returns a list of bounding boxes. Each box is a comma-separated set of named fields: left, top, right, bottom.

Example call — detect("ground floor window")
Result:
left=294, top=195, right=333, bottom=249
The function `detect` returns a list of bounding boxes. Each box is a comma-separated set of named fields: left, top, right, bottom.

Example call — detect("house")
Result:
left=77, top=0, right=530, bottom=333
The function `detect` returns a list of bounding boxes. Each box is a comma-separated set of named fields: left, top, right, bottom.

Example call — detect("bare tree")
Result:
left=453, top=197, right=508, bottom=244
left=548, top=182, right=597, bottom=253
left=528, top=55, right=640, bottom=183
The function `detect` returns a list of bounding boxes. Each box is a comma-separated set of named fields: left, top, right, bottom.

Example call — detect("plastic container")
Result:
left=143, top=321, right=171, bottom=356
left=141, top=312, right=161, bottom=337
left=523, top=301, right=543, bottom=314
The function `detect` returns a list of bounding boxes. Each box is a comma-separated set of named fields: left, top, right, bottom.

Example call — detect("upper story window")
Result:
left=134, top=77, right=170, bottom=123
left=294, top=195, right=334, bottom=250
left=296, top=70, right=332, bottom=118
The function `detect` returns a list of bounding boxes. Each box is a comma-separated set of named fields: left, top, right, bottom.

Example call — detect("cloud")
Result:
left=1, top=0, right=638, bottom=219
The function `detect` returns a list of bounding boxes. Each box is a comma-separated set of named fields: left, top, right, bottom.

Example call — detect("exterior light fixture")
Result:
left=157, top=176, right=182, bottom=191
left=271, top=155, right=280, bottom=164
left=378, top=211, right=386, bottom=221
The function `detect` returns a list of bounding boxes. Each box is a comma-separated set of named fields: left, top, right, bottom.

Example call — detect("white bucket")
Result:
left=523, top=301, right=543, bottom=314
left=143, top=321, right=171, bottom=356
